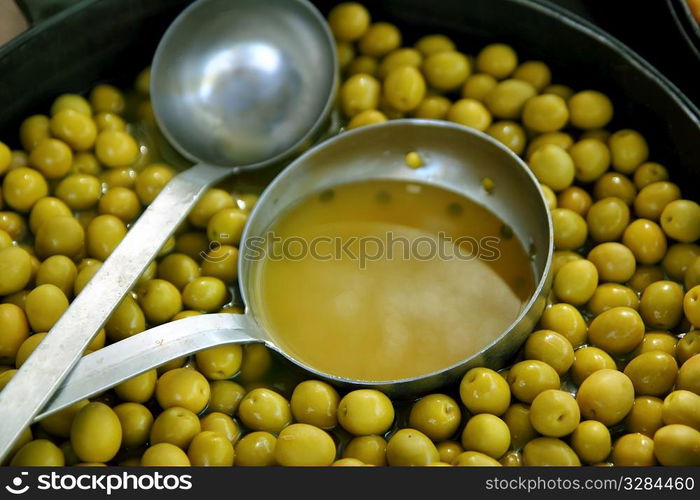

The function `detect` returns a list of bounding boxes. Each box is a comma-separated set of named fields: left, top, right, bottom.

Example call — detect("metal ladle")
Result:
left=0, top=0, right=336, bottom=460
left=35, top=120, right=554, bottom=422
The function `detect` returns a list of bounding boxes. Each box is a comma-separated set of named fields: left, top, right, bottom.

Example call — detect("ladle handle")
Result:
left=34, top=313, right=262, bottom=422
left=0, top=163, right=229, bottom=461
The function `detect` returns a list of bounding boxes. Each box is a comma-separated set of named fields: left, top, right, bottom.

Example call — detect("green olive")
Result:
left=484, top=79, right=536, bottom=119
left=634, top=162, right=669, bottom=189
left=414, top=34, right=455, bottom=56
left=206, top=207, right=247, bottom=245
left=632, top=332, right=677, bottom=358
left=507, top=360, right=560, bottom=404
left=608, top=129, right=648, bottom=174
left=662, top=390, right=700, bottom=430
left=200, top=412, right=241, bottom=444
left=195, top=344, right=243, bottom=380
left=576, top=369, right=634, bottom=426
left=663, top=243, right=700, bottom=282
left=677, top=331, right=700, bottom=365
left=86, top=215, right=126, bottom=261
left=459, top=367, right=511, bottom=415
left=387, top=428, right=439, bottom=466
left=35, top=215, right=85, bottom=259
left=634, top=181, right=681, bottom=220
left=453, top=451, right=502, bottom=466
left=513, top=60, right=551, bottom=91
left=234, top=431, right=277, bottom=466
left=10, top=439, right=65, bottom=466
left=114, top=369, right=157, bottom=403
left=383, top=66, right=426, bottom=111
left=522, top=437, right=580, bottom=466
left=486, top=121, right=527, bottom=155
left=2, top=167, right=48, bottom=212
left=19, top=114, right=51, bottom=151
left=593, top=172, right=636, bottom=205
left=570, top=138, right=611, bottom=183
left=408, top=393, right=461, bottom=441
left=275, top=423, right=336, bottom=466
left=141, top=442, right=191, bottom=466
left=570, top=420, right=611, bottom=464
left=340, top=73, right=381, bottom=117
left=328, top=2, right=370, bottom=42
left=612, top=433, right=656, bottom=466
left=156, top=367, right=210, bottom=413
left=436, top=441, right=463, bottom=464
left=114, top=402, right=153, bottom=449
left=55, top=174, right=101, bottom=210
left=528, top=389, right=579, bottom=437
left=447, top=98, right=492, bottom=131
left=238, top=388, right=292, bottom=434
left=70, top=402, right=122, bottom=463
left=290, top=380, right=340, bottom=430
left=586, top=283, right=639, bottom=317
left=653, top=424, right=700, bottom=466
left=571, top=346, right=616, bottom=385
left=522, top=94, right=569, bottom=133
left=0, top=247, right=33, bottom=295
left=586, top=197, right=630, bottom=242
left=624, top=350, right=678, bottom=396
left=587, top=242, right=636, bottom=283
left=133, top=164, right=174, bottom=205
left=588, top=306, right=644, bottom=355
left=343, top=435, right=387, bottom=466
left=639, top=280, right=683, bottom=330
left=98, top=187, right=141, bottom=222
left=476, top=43, right=518, bottom=79
left=623, top=219, right=668, bottom=265
left=553, top=259, right=598, bottom=306
left=135, top=278, right=182, bottom=325
left=36, top=255, right=77, bottom=298
left=625, top=396, right=664, bottom=437
left=25, top=284, right=69, bottom=332
left=0, top=303, right=29, bottom=364
left=358, top=22, right=401, bottom=58
left=628, top=265, right=665, bottom=294
left=150, top=406, right=201, bottom=449
left=182, top=276, right=229, bottom=312
left=201, top=245, right=238, bottom=284
left=105, top=295, right=146, bottom=342
left=461, top=73, right=497, bottom=101
left=29, top=197, right=71, bottom=234
left=676, top=354, right=700, bottom=394
left=524, top=330, right=574, bottom=375
left=529, top=146, right=575, bottom=193
left=539, top=303, right=587, bottom=347
left=503, top=403, right=537, bottom=451
left=661, top=199, right=700, bottom=243
left=187, top=430, right=235, bottom=466
left=568, top=90, right=613, bottom=130
left=422, top=51, right=470, bottom=92
left=557, top=186, right=592, bottom=216
left=338, top=389, right=394, bottom=436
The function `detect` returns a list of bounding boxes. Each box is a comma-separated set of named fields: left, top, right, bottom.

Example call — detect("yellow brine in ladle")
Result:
left=251, top=179, right=534, bottom=381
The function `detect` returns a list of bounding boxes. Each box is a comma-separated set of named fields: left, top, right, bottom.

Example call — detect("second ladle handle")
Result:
left=0, top=163, right=230, bottom=462
left=34, top=313, right=263, bottom=422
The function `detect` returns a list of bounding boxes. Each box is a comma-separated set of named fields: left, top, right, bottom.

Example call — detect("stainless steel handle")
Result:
left=35, top=313, right=262, bottom=422
left=0, top=163, right=230, bottom=462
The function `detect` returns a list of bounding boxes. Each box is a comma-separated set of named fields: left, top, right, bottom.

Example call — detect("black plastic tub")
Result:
left=0, top=0, right=699, bottom=194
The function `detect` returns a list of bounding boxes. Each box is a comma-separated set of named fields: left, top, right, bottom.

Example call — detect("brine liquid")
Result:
left=251, top=179, right=534, bottom=381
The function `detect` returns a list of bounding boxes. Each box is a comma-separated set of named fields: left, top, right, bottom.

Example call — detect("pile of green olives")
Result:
left=2, top=1, right=700, bottom=467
